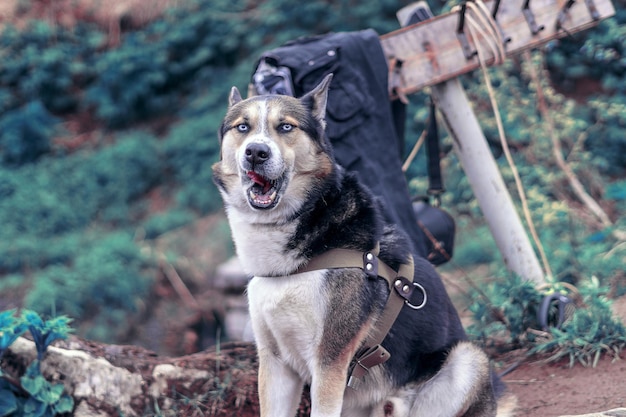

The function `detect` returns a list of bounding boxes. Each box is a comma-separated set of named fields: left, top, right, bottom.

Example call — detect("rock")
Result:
left=214, top=256, right=250, bottom=291
left=559, top=409, right=626, bottom=417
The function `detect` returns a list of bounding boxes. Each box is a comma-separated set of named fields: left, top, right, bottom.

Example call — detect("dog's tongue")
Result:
left=247, top=171, right=272, bottom=194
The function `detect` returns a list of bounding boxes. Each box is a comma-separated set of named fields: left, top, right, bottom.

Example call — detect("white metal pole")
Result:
left=431, top=80, right=545, bottom=284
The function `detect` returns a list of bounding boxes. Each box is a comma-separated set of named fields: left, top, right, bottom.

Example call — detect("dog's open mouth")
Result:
left=246, top=171, right=282, bottom=209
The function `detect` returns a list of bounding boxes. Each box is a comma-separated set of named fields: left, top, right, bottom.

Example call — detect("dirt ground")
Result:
left=496, top=349, right=625, bottom=416
left=495, top=294, right=626, bottom=417
left=208, top=341, right=626, bottom=417
left=231, top=297, right=626, bottom=417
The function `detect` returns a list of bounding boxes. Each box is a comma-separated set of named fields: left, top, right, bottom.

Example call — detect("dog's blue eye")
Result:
left=279, top=123, right=293, bottom=133
left=236, top=123, right=249, bottom=133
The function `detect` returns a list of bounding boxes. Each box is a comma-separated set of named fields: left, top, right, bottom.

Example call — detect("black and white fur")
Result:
left=212, top=74, right=516, bottom=417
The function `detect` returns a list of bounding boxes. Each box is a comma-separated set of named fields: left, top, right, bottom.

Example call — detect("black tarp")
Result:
left=252, top=29, right=429, bottom=257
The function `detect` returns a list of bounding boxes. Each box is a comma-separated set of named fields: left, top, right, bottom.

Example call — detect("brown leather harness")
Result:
left=297, top=244, right=427, bottom=389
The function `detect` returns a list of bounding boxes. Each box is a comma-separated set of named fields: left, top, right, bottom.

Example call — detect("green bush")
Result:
left=162, top=117, right=223, bottom=214
left=25, top=232, right=153, bottom=342
left=0, top=101, right=58, bottom=165
left=468, top=274, right=626, bottom=365
left=0, top=235, right=79, bottom=274
left=546, top=8, right=626, bottom=91
left=0, top=131, right=161, bottom=241
left=531, top=277, right=626, bottom=366
left=0, top=21, right=101, bottom=116
left=467, top=274, right=544, bottom=346
left=141, top=209, right=196, bottom=239
left=450, top=223, right=499, bottom=266
left=0, top=0, right=623, bottom=353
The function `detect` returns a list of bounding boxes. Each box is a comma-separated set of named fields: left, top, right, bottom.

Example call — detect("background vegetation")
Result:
left=0, top=0, right=624, bottom=357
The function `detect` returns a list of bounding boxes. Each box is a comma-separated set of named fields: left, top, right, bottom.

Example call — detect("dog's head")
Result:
left=213, top=74, right=335, bottom=219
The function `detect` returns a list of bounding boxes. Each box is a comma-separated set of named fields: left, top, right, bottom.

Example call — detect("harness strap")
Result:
left=297, top=244, right=425, bottom=389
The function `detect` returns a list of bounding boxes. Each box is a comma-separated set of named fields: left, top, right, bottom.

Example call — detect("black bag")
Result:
left=251, top=32, right=456, bottom=264
left=412, top=197, right=455, bottom=266
left=251, top=30, right=430, bottom=258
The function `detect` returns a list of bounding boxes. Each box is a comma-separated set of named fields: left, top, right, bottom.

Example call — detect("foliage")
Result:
left=531, top=277, right=626, bottom=367
left=0, top=131, right=161, bottom=242
left=447, top=223, right=498, bottom=266
left=0, top=0, right=623, bottom=356
left=22, top=312, right=73, bottom=362
left=0, top=310, right=28, bottom=358
left=467, top=274, right=545, bottom=346
left=0, top=101, right=58, bottom=166
left=543, top=2, right=626, bottom=175
left=422, top=47, right=626, bottom=279
left=0, top=310, right=74, bottom=416
left=24, top=232, right=153, bottom=342
left=438, top=23, right=626, bottom=360
left=468, top=274, right=626, bottom=366
left=141, top=210, right=196, bottom=240
left=0, top=21, right=100, bottom=114
left=546, top=2, right=626, bottom=92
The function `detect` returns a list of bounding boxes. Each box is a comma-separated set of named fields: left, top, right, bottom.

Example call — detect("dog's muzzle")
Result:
left=242, top=142, right=284, bottom=210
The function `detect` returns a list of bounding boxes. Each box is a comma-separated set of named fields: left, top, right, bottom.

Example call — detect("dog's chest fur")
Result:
left=247, top=270, right=329, bottom=379
left=226, top=211, right=306, bottom=277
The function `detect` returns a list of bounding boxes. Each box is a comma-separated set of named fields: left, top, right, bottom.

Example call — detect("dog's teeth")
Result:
left=249, top=189, right=278, bottom=206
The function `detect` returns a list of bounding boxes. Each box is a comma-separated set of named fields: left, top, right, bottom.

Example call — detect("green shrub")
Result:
left=0, top=21, right=101, bottom=116
left=87, top=131, right=162, bottom=223
left=546, top=10, right=626, bottom=91
left=0, top=131, right=161, bottom=243
left=467, top=273, right=626, bottom=365
left=0, top=101, right=58, bottom=165
left=451, top=223, right=499, bottom=266
left=141, top=209, right=196, bottom=239
left=0, top=234, right=82, bottom=275
left=162, top=117, right=223, bottom=214
left=531, top=277, right=626, bottom=366
left=467, top=274, right=544, bottom=346
left=25, top=232, right=154, bottom=342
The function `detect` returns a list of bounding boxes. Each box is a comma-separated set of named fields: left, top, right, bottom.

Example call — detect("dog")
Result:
left=212, top=74, right=516, bottom=417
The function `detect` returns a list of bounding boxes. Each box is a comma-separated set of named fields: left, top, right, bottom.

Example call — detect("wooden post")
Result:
left=396, top=2, right=545, bottom=283
left=385, top=0, right=615, bottom=93
left=390, top=0, right=615, bottom=284
left=390, top=0, right=615, bottom=283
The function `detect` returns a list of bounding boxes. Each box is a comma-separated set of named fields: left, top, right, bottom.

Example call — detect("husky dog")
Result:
left=212, top=74, right=516, bottom=417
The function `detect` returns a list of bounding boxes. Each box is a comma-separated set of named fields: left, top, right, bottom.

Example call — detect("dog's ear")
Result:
left=302, top=73, right=333, bottom=127
left=229, top=87, right=243, bottom=107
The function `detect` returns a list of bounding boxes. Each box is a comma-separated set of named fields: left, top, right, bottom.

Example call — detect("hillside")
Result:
left=0, top=0, right=625, bottom=410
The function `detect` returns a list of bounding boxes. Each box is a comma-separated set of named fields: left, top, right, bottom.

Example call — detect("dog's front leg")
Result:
left=258, top=348, right=304, bottom=417
left=309, top=364, right=349, bottom=417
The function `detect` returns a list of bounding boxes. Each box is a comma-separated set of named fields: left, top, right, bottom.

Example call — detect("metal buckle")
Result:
left=405, top=282, right=427, bottom=310
left=347, top=345, right=390, bottom=389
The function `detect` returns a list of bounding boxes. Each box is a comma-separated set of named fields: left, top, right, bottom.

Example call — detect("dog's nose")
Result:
left=245, top=143, right=271, bottom=165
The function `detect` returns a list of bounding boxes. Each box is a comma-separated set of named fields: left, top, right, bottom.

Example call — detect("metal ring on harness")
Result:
left=405, top=282, right=427, bottom=310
